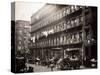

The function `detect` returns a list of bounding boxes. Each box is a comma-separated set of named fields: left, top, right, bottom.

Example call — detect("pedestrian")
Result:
left=27, top=67, right=34, bottom=72
left=50, top=63, right=54, bottom=71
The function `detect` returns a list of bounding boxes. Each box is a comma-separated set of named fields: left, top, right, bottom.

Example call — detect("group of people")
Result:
left=16, top=56, right=34, bottom=73
left=33, top=54, right=81, bottom=71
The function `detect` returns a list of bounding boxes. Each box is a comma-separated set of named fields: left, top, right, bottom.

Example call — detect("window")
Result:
left=53, top=38, right=55, bottom=46
left=47, top=40, right=49, bottom=46
left=19, top=41, right=21, bottom=45
left=19, top=30, right=22, bottom=34
left=61, top=23, right=64, bottom=30
left=59, top=12, right=62, bottom=18
left=50, top=39, right=52, bottom=46
left=75, top=17, right=79, bottom=26
left=49, top=39, right=51, bottom=46
left=79, top=32, right=83, bottom=42
left=79, top=16, right=84, bottom=23
left=63, top=9, right=66, bottom=17
left=18, top=36, right=22, bottom=40
left=54, top=25, right=56, bottom=33
left=67, top=8, right=70, bottom=15
left=71, top=6, right=75, bottom=12
left=76, top=32, right=80, bottom=42
left=67, top=20, right=71, bottom=29
left=54, top=15, right=57, bottom=21
left=53, top=15, right=55, bottom=21
left=75, top=5, right=80, bottom=11
left=57, top=13, right=60, bottom=20
left=52, top=38, right=54, bottom=46
left=57, top=25, right=60, bottom=32
left=66, top=35, right=69, bottom=44
left=71, top=20, right=74, bottom=27
left=56, top=37, right=59, bottom=45
left=63, top=22, right=67, bottom=30
left=62, top=36, right=65, bottom=44
left=60, top=36, right=63, bottom=44
left=18, top=46, right=21, bottom=50
left=66, top=9, right=68, bottom=15
left=54, top=37, right=56, bottom=45
left=58, top=23, right=61, bottom=31
left=40, top=41, right=41, bottom=47
left=79, top=6, right=83, bottom=9
left=81, top=16, right=84, bottom=22
left=50, top=16, right=53, bottom=23
left=64, top=35, right=67, bottom=44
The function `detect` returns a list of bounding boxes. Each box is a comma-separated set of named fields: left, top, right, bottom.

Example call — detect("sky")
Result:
left=15, top=2, right=46, bottom=21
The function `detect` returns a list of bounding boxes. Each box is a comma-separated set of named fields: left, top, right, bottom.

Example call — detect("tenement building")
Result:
left=30, top=4, right=97, bottom=67
left=15, top=20, right=31, bottom=56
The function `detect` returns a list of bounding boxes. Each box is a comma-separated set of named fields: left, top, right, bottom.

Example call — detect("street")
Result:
left=26, top=63, right=58, bottom=72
